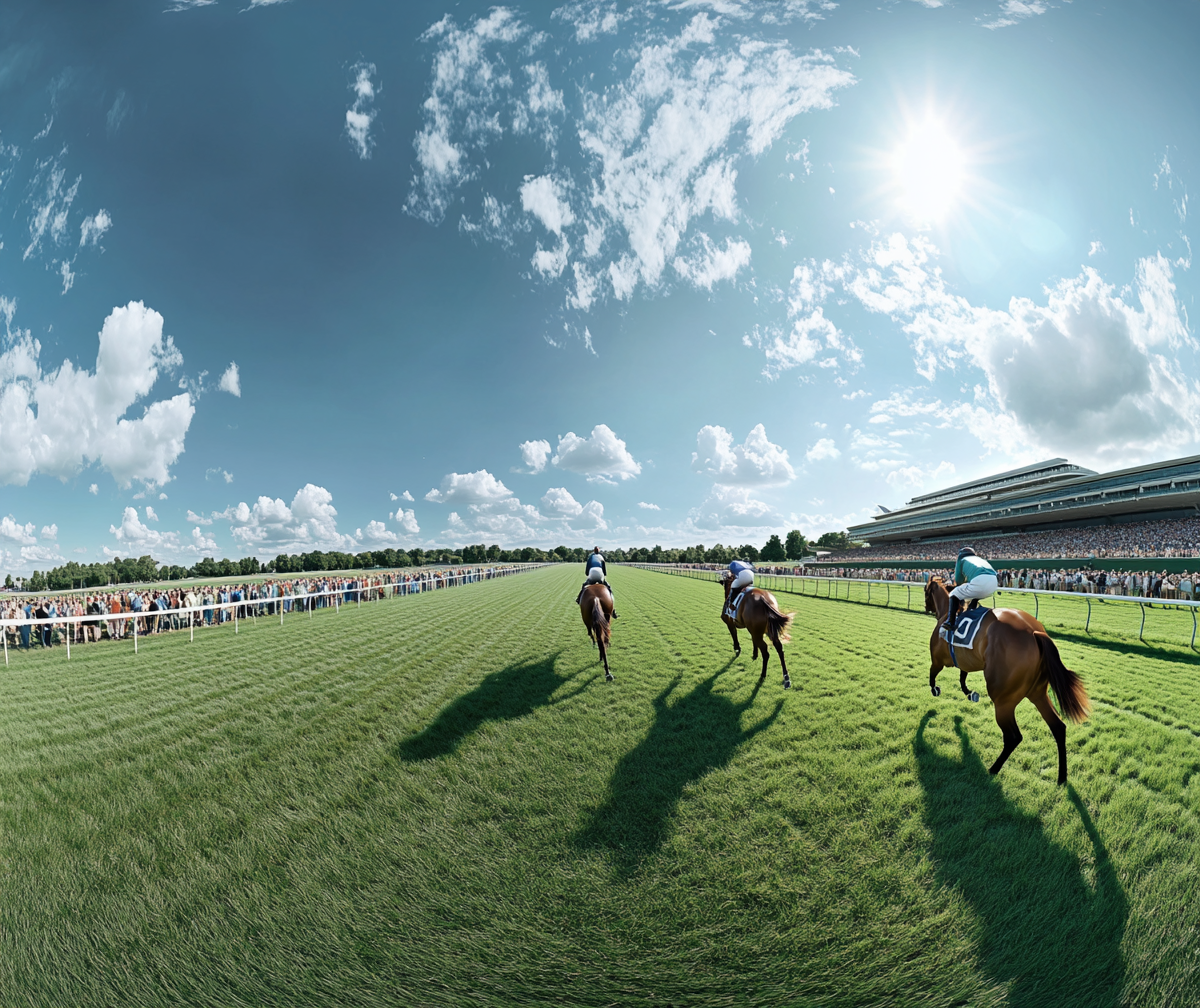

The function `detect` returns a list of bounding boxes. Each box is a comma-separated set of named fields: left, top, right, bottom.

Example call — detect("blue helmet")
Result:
left=957, top=547, right=976, bottom=559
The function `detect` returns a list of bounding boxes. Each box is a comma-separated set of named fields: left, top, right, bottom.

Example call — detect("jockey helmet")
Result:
left=957, top=547, right=976, bottom=559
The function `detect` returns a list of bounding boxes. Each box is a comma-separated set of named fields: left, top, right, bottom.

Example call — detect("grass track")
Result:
left=1, top=565, right=1199, bottom=1006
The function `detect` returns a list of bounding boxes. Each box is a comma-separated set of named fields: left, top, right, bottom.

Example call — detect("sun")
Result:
left=891, top=119, right=966, bottom=223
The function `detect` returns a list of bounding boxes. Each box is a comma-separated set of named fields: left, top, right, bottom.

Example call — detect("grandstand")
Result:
left=839, top=455, right=1200, bottom=560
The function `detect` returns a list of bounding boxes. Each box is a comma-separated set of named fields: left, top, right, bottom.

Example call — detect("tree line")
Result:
left=7, top=529, right=865, bottom=591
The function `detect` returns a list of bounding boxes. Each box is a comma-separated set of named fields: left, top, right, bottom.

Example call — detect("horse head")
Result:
left=924, top=576, right=946, bottom=615
left=718, top=570, right=734, bottom=599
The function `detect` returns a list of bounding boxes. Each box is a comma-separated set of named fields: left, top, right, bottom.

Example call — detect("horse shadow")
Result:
left=576, top=672, right=782, bottom=877
left=915, top=712, right=1127, bottom=1008
left=397, top=653, right=586, bottom=761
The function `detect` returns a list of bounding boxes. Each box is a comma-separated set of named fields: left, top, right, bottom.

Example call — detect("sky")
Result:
left=0, top=0, right=1197, bottom=572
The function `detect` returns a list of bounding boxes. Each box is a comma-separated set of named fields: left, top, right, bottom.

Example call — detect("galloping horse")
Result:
left=580, top=583, right=615, bottom=681
left=924, top=577, right=1090, bottom=785
left=718, top=572, right=795, bottom=689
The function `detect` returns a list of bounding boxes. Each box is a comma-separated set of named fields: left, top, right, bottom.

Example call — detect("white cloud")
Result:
left=88, top=483, right=98, bottom=494
left=638, top=501, right=661, bottom=510
left=186, top=509, right=213, bottom=525
left=145, top=506, right=159, bottom=522
left=218, top=362, right=241, bottom=397
left=552, top=424, right=641, bottom=481
left=389, top=492, right=398, bottom=501
left=541, top=486, right=583, bottom=517
left=806, top=437, right=840, bottom=461
left=206, top=468, right=234, bottom=483
left=19, top=544, right=65, bottom=566
left=23, top=155, right=81, bottom=261
left=360, top=515, right=421, bottom=547
left=400, top=490, right=414, bottom=502
left=692, top=424, right=795, bottom=485
left=981, top=0, right=1048, bottom=29
left=345, top=62, right=378, bottom=159
left=1088, top=240, right=1105, bottom=257
left=109, top=506, right=182, bottom=554
left=191, top=526, right=218, bottom=553
left=520, top=175, right=575, bottom=235
left=40, top=523, right=58, bottom=540
left=426, top=469, right=515, bottom=505
left=164, top=0, right=217, bottom=9
left=79, top=209, right=112, bottom=246
left=59, top=259, right=75, bottom=295
left=687, top=484, right=780, bottom=531
left=0, top=516, right=37, bottom=545
left=406, top=8, right=854, bottom=319
left=518, top=438, right=552, bottom=473
left=393, top=509, right=420, bottom=535
left=839, top=234, right=1200, bottom=466
left=218, top=484, right=356, bottom=554
left=159, top=492, right=168, bottom=500
left=0, top=301, right=194, bottom=488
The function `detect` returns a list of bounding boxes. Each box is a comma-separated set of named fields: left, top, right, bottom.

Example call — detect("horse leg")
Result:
left=929, top=662, right=943, bottom=698
left=772, top=634, right=791, bottom=690
left=988, top=701, right=1023, bottom=776
left=727, top=620, right=741, bottom=655
left=1029, top=684, right=1068, bottom=785
left=755, top=631, right=769, bottom=679
left=960, top=668, right=979, bottom=702
left=600, top=638, right=613, bottom=682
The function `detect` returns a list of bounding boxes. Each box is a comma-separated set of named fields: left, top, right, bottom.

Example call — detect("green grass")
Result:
left=2, top=565, right=1200, bottom=1006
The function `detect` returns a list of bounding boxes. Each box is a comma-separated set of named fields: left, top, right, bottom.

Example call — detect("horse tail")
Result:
left=1035, top=631, right=1090, bottom=723
left=762, top=595, right=794, bottom=645
left=591, top=596, right=611, bottom=648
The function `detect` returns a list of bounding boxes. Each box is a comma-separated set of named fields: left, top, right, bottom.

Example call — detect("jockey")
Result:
left=576, top=546, right=619, bottom=617
left=725, top=558, right=755, bottom=618
left=946, top=546, right=999, bottom=638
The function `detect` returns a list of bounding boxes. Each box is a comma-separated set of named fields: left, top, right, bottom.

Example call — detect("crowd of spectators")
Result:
left=810, top=566, right=1200, bottom=600
left=818, top=517, right=1200, bottom=562
left=1, top=566, right=520, bottom=651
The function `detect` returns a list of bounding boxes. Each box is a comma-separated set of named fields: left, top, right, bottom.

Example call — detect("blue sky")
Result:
left=1, top=0, right=1197, bottom=571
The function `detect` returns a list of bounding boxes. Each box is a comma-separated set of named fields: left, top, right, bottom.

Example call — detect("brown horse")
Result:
left=719, top=572, right=795, bottom=689
left=924, top=577, right=1090, bottom=785
left=580, top=583, right=615, bottom=681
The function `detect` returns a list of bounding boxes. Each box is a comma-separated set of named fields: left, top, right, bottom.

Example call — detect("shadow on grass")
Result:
left=577, top=671, right=782, bottom=876
left=1048, top=628, right=1200, bottom=666
left=915, top=712, right=1127, bottom=1008
left=397, top=653, right=586, bottom=761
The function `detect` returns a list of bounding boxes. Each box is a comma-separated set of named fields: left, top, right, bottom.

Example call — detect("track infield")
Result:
left=0, top=564, right=1197, bottom=1007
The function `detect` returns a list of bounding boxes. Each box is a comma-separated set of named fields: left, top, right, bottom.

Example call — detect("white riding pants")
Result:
left=586, top=567, right=605, bottom=583
left=730, top=570, right=754, bottom=592
left=949, top=574, right=998, bottom=601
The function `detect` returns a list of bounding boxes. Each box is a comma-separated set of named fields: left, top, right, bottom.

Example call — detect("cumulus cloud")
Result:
left=40, top=523, right=58, bottom=540
left=345, top=61, right=378, bottom=159
left=109, top=506, right=182, bottom=553
left=426, top=469, right=516, bottom=505
left=552, top=424, right=641, bottom=482
left=692, top=424, right=795, bottom=485
left=517, top=438, right=552, bottom=473
left=806, top=437, right=840, bottom=461
left=186, top=509, right=213, bottom=525
left=638, top=501, right=661, bottom=510
left=406, top=8, right=854, bottom=323
left=88, top=483, right=98, bottom=494
left=144, top=506, right=159, bottom=522
left=400, top=490, right=414, bottom=501
left=210, top=484, right=357, bottom=554
left=0, top=300, right=194, bottom=488
left=191, top=526, right=218, bottom=553
left=0, top=516, right=37, bottom=545
left=218, top=362, right=241, bottom=397
left=687, top=484, right=781, bottom=531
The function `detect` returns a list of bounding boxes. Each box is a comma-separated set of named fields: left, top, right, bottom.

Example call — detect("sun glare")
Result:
left=892, top=120, right=965, bottom=223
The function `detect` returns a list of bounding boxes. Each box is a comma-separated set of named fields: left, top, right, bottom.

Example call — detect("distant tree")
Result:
left=3, top=574, right=11, bottom=589
left=735, top=544, right=759, bottom=563
left=815, top=531, right=864, bottom=550
left=784, top=530, right=808, bottom=560
left=28, top=570, right=46, bottom=592
left=760, top=535, right=786, bottom=562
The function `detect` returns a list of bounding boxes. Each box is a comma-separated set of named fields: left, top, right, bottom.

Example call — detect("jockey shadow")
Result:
left=576, top=672, right=782, bottom=877
left=396, top=653, right=587, bottom=761
left=914, top=712, right=1127, bottom=1008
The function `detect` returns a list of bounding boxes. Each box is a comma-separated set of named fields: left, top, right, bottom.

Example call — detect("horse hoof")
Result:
left=931, top=686, right=941, bottom=697
left=605, top=673, right=614, bottom=682
left=969, top=691, right=979, bottom=703
left=782, top=679, right=791, bottom=690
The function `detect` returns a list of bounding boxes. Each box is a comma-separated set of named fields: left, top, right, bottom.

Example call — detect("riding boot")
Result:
left=945, top=596, right=961, bottom=639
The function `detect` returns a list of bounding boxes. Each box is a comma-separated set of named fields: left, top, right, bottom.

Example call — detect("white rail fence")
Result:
left=624, top=563, right=1200, bottom=649
left=0, top=564, right=550, bottom=666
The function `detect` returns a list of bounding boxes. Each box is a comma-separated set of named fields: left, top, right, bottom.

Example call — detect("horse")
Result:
left=718, top=571, right=795, bottom=689
left=580, top=582, right=615, bottom=681
left=924, top=577, right=1090, bottom=785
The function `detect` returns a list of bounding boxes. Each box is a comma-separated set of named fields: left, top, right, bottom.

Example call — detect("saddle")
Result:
left=724, top=588, right=750, bottom=622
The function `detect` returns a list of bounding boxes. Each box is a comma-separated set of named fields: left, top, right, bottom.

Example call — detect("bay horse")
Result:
left=718, top=572, right=795, bottom=689
left=924, top=577, right=1090, bottom=785
left=580, top=583, right=615, bottom=681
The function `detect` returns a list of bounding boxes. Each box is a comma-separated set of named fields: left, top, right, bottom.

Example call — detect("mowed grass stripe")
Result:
left=0, top=565, right=1197, bottom=1005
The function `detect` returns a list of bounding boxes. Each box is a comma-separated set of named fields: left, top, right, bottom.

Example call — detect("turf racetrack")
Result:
left=2, top=565, right=1198, bottom=1006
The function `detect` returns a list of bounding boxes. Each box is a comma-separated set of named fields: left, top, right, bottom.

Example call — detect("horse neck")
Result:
left=929, top=582, right=949, bottom=618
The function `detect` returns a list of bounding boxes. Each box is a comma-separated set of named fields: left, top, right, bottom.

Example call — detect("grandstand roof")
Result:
left=848, top=454, right=1200, bottom=544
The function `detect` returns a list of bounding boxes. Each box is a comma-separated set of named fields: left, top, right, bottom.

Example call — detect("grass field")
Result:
left=3, top=564, right=1200, bottom=1006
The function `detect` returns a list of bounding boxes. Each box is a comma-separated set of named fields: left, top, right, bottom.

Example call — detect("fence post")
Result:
left=66, top=626, right=70, bottom=660
left=1192, top=607, right=1197, bottom=650
left=3, top=628, right=7, bottom=666
left=1034, top=594, right=1039, bottom=621
left=134, top=618, right=138, bottom=654
left=1139, top=603, right=1146, bottom=641
left=1085, top=598, right=1091, bottom=633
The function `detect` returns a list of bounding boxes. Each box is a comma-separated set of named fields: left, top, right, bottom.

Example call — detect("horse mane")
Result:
left=590, top=595, right=610, bottom=647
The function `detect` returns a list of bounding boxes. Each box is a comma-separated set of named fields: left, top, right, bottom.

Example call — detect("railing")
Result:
left=0, top=564, right=550, bottom=665
left=624, top=564, right=1200, bottom=650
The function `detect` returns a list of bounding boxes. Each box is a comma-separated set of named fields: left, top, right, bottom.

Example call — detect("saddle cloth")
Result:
left=939, top=605, right=988, bottom=650
left=725, top=589, right=749, bottom=621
